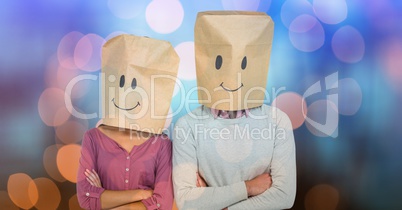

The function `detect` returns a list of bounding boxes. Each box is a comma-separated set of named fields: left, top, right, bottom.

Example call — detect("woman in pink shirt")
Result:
left=77, top=126, right=173, bottom=210
left=76, top=34, right=179, bottom=210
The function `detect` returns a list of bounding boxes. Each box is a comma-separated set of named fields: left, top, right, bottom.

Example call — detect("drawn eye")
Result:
left=241, top=56, right=247, bottom=70
left=131, top=78, right=137, bottom=89
left=215, top=55, right=223, bottom=70
left=119, top=75, right=125, bottom=88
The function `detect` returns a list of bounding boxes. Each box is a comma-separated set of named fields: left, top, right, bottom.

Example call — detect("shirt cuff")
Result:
left=86, top=186, right=105, bottom=210
left=231, top=181, right=248, bottom=201
left=84, top=186, right=105, bottom=198
left=141, top=196, right=161, bottom=210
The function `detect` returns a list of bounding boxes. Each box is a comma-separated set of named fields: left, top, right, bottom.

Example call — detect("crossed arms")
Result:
left=172, top=110, right=296, bottom=210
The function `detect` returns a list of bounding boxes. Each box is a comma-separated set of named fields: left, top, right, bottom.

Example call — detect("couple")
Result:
left=77, top=11, right=296, bottom=210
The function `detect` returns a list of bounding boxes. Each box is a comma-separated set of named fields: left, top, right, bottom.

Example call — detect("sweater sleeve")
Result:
left=172, top=118, right=248, bottom=210
left=142, top=137, right=174, bottom=210
left=228, top=108, right=297, bottom=210
left=76, top=131, right=105, bottom=210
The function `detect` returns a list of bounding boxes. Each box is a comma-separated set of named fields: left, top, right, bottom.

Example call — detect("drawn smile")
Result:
left=220, top=82, right=244, bottom=92
left=112, top=98, right=140, bottom=111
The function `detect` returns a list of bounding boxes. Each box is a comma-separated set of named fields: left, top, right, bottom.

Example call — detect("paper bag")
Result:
left=101, top=34, right=179, bottom=134
left=195, top=11, right=274, bottom=110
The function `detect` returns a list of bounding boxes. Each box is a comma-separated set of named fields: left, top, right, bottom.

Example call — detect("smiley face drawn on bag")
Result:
left=101, top=34, right=179, bottom=132
left=194, top=11, right=274, bottom=110
left=112, top=75, right=141, bottom=111
left=215, top=55, right=247, bottom=92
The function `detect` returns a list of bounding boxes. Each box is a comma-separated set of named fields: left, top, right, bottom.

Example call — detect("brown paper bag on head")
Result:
left=195, top=11, right=274, bottom=111
left=101, top=34, right=179, bottom=134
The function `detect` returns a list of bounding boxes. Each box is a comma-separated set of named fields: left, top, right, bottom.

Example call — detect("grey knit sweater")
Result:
left=172, top=104, right=296, bottom=210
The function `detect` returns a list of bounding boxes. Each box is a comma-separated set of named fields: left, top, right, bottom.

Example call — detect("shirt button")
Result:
left=126, top=156, right=130, bottom=160
left=157, top=203, right=160, bottom=207
left=125, top=179, right=128, bottom=183
left=126, top=168, right=129, bottom=172
left=86, top=192, right=90, bottom=196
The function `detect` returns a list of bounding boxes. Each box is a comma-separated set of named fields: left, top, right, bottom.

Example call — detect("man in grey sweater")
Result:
left=172, top=11, right=296, bottom=210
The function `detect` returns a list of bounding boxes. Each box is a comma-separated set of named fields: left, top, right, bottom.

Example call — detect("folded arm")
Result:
left=85, top=169, right=151, bottom=209
left=172, top=119, right=248, bottom=210
left=227, top=109, right=297, bottom=210
left=140, top=137, right=174, bottom=210
left=77, top=132, right=151, bottom=210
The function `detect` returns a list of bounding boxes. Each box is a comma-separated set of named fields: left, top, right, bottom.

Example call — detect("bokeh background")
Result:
left=1, top=0, right=401, bottom=209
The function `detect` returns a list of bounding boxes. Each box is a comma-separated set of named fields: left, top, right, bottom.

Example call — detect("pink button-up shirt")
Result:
left=77, top=128, right=173, bottom=210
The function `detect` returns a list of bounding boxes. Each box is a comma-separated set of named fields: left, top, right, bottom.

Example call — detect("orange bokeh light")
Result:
left=43, top=144, right=67, bottom=182
left=305, top=184, right=339, bottom=210
left=172, top=200, right=179, bottom=210
left=30, top=177, right=61, bottom=210
left=7, top=173, right=38, bottom=209
left=0, top=191, right=19, bottom=210
left=56, top=144, right=82, bottom=183
left=69, top=194, right=84, bottom=210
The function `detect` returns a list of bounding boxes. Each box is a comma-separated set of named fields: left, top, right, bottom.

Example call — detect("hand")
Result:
left=130, top=189, right=153, bottom=202
left=245, top=173, right=272, bottom=197
left=196, top=172, right=207, bottom=187
left=85, top=169, right=102, bottom=188
left=140, top=189, right=153, bottom=200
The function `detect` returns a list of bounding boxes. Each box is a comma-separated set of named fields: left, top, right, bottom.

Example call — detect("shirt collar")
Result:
left=210, top=108, right=250, bottom=119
